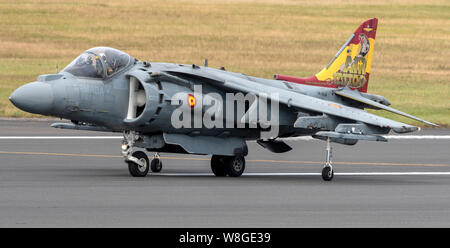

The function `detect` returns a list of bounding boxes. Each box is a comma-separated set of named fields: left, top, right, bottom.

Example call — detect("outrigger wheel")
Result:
left=321, top=137, right=334, bottom=181
left=322, top=165, right=334, bottom=181
left=127, top=151, right=149, bottom=177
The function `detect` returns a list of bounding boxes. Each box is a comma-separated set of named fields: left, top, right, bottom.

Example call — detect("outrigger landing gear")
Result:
left=122, top=131, right=150, bottom=177
left=210, top=155, right=246, bottom=177
left=321, top=137, right=334, bottom=181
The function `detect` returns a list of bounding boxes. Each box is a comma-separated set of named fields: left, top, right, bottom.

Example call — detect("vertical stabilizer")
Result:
left=275, top=18, right=378, bottom=93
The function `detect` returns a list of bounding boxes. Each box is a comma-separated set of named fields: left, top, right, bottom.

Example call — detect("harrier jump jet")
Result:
left=9, top=18, right=437, bottom=181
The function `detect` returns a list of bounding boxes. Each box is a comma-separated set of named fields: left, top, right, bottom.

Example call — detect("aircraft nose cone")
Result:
left=9, top=82, right=54, bottom=115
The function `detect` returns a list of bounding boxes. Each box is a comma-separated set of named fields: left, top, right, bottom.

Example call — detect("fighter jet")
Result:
left=9, top=18, right=437, bottom=181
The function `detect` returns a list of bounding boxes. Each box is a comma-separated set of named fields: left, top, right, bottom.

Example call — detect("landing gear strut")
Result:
left=122, top=131, right=150, bottom=177
left=321, top=137, right=334, bottom=181
left=211, top=155, right=246, bottom=177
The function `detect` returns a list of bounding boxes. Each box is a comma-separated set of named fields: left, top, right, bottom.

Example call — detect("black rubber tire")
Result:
left=224, top=155, right=245, bottom=177
left=127, top=151, right=149, bottom=177
left=211, top=155, right=227, bottom=177
left=150, top=158, right=162, bottom=173
left=321, top=166, right=334, bottom=181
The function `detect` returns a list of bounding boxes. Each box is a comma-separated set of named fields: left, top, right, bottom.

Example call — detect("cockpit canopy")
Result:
left=63, top=47, right=133, bottom=79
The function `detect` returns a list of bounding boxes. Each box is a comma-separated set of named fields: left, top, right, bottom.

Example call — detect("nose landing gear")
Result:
left=122, top=131, right=148, bottom=177
left=321, top=137, right=334, bottom=181
left=122, top=131, right=164, bottom=177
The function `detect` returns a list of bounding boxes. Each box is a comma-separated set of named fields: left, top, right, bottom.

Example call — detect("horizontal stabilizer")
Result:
left=335, top=87, right=438, bottom=127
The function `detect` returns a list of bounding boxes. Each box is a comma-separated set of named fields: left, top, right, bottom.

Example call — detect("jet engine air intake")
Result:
left=126, top=76, right=146, bottom=120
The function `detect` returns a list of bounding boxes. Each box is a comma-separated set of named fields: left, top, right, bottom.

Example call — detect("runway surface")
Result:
left=0, top=118, right=449, bottom=227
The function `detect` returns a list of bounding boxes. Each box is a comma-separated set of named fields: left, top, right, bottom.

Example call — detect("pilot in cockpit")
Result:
left=98, top=52, right=114, bottom=75
left=63, top=47, right=132, bottom=79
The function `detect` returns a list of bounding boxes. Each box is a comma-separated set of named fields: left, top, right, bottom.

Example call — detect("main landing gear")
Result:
left=122, top=131, right=162, bottom=177
left=210, top=155, right=246, bottom=177
left=321, top=137, right=334, bottom=181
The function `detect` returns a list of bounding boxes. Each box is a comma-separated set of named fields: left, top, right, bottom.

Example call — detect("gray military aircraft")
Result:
left=9, top=18, right=437, bottom=181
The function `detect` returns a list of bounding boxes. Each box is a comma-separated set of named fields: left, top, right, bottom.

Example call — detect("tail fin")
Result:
left=275, top=18, right=378, bottom=93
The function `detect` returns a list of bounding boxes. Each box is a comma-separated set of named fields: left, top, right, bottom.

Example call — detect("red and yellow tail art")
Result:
left=275, top=18, right=378, bottom=93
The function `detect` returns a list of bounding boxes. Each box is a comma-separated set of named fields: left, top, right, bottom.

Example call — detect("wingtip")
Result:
left=424, top=120, right=440, bottom=127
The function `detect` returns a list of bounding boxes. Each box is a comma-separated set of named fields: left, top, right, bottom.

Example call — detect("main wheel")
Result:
left=127, top=151, right=149, bottom=177
left=150, top=158, right=162, bottom=172
left=224, top=155, right=245, bottom=177
left=211, top=155, right=227, bottom=177
left=321, top=166, right=334, bottom=181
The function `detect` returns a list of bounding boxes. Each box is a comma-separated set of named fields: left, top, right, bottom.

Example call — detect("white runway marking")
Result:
left=380, top=135, right=450, bottom=140
left=283, top=135, right=450, bottom=141
left=0, top=136, right=122, bottom=139
left=0, top=135, right=449, bottom=140
left=152, top=172, right=450, bottom=177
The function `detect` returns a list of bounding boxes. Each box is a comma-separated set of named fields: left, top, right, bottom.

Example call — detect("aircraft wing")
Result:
left=334, top=87, right=438, bottom=127
left=162, top=67, right=423, bottom=133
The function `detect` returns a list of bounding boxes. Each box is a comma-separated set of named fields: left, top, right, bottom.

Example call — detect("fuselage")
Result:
left=9, top=47, right=359, bottom=140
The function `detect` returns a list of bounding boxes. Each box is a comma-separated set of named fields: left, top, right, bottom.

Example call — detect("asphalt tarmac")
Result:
left=0, top=119, right=449, bottom=227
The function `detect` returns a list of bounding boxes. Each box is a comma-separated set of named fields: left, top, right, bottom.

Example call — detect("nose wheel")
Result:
left=321, top=137, right=334, bottom=181
left=121, top=131, right=165, bottom=177
left=127, top=151, right=149, bottom=177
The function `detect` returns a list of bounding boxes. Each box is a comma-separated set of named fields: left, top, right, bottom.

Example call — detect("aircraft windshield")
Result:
left=63, top=47, right=132, bottom=79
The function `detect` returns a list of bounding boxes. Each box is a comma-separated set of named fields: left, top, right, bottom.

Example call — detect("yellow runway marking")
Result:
left=0, top=150, right=448, bottom=167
